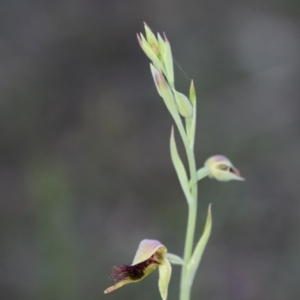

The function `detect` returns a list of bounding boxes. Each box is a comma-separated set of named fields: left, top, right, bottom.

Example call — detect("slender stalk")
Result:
left=172, top=114, right=198, bottom=300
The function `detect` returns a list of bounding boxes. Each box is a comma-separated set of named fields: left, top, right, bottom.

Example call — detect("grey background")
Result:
left=0, top=1, right=300, bottom=300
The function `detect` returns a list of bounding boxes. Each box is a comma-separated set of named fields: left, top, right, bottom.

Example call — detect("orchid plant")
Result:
left=104, top=23, right=244, bottom=300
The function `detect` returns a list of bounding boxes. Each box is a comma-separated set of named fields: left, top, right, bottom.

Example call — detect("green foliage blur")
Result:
left=0, top=1, right=300, bottom=300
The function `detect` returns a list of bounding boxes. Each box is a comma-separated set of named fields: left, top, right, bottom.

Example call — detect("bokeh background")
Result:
left=1, top=1, right=300, bottom=300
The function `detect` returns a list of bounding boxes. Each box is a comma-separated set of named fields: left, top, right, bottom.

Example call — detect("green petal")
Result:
left=144, top=22, right=159, bottom=49
left=158, top=259, right=172, bottom=300
left=214, top=171, right=245, bottom=182
left=104, top=278, right=133, bottom=294
left=157, top=33, right=166, bottom=58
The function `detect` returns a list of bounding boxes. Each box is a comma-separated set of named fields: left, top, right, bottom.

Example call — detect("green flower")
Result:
left=104, top=239, right=172, bottom=300
left=205, top=155, right=245, bottom=182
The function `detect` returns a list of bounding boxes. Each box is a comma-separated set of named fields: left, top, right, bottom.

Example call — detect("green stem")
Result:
left=172, top=114, right=198, bottom=300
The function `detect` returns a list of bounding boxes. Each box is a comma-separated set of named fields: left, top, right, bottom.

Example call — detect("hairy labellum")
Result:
left=111, top=255, right=159, bottom=282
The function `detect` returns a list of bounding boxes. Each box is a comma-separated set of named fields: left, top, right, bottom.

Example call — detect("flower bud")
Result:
left=137, top=33, right=163, bottom=71
left=143, top=22, right=159, bottom=54
left=204, top=155, right=245, bottom=182
left=150, top=64, right=178, bottom=117
left=162, top=33, right=174, bottom=86
left=173, top=90, right=193, bottom=117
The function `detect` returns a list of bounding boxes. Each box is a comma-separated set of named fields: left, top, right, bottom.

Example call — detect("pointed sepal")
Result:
left=158, top=257, right=172, bottom=300
left=143, top=22, right=159, bottom=52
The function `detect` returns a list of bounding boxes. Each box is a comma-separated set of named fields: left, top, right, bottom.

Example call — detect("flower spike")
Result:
left=104, top=239, right=172, bottom=300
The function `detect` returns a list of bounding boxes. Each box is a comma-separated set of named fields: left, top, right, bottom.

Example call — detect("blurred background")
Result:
left=0, top=1, right=300, bottom=300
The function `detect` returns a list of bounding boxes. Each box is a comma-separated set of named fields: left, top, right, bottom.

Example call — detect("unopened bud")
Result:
left=150, top=64, right=178, bottom=117
left=205, top=155, right=245, bottom=182
left=137, top=33, right=163, bottom=70
left=174, top=90, right=193, bottom=117
left=143, top=22, right=159, bottom=54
